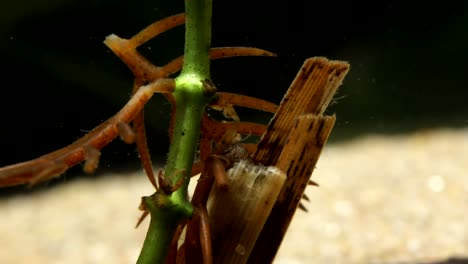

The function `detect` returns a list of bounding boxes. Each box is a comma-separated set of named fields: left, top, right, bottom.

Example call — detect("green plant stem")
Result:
left=179, top=0, right=212, bottom=78
left=137, top=194, right=181, bottom=263
left=137, top=0, right=214, bottom=263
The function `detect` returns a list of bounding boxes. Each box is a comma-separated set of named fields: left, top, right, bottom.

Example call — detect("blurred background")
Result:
left=1, top=1, right=467, bottom=178
left=1, top=1, right=468, bottom=263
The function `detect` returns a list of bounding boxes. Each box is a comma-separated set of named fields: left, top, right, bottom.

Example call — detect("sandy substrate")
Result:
left=0, top=127, right=467, bottom=264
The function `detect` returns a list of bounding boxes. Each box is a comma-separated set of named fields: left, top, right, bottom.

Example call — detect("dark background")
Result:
left=1, top=1, right=467, bottom=186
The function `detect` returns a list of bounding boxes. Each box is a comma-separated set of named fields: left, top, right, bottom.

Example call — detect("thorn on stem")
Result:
left=298, top=202, right=308, bottom=212
left=135, top=211, right=149, bottom=228
left=308, top=180, right=319, bottom=187
left=158, top=169, right=187, bottom=194
left=201, top=79, right=217, bottom=95
left=135, top=197, right=150, bottom=228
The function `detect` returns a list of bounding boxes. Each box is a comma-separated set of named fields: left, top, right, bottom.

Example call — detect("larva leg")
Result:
left=127, top=13, right=186, bottom=49
left=183, top=205, right=214, bottom=264
left=183, top=206, right=203, bottom=264
left=200, top=113, right=237, bottom=149
left=214, top=92, right=278, bottom=113
left=117, top=121, right=136, bottom=144
left=0, top=79, right=175, bottom=187
left=206, top=155, right=229, bottom=192
left=191, top=161, right=204, bottom=177
left=157, top=47, right=276, bottom=78
left=83, top=145, right=101, bottom=174
left=131, top=79, right=158, bottom=189
left=198, top=205, right=213, bottom=264
left=235, top=122, right=268, bottom=137
left=104, top=13, right=185, bottom=80
left=164, top=222, right=187, bottom=264
left=28, top=161, right=68, bottom=187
